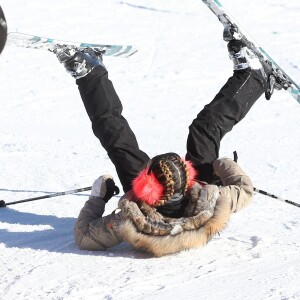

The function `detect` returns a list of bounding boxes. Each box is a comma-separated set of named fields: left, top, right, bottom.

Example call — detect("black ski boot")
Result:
left=54, top=46, right=105, bottom=79
left=225, top=25, right=288, bottom=100
left=227, top=39, right=262, bottom=71
left=227, top=39, right=285, bottom=100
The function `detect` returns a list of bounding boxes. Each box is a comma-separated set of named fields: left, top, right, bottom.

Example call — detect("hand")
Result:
left=91, top=175, right=120, bottom=203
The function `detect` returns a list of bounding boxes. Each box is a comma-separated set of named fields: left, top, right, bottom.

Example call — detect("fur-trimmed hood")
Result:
left=74, top=158, right=253, bottom=256
left=118, top=183, right=232, bottom=257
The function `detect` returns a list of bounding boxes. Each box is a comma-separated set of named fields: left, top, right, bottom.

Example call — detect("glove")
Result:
left=91, top=175, right=120, bottom=203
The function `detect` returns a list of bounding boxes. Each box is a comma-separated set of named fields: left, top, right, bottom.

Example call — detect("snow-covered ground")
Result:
left=0, top=0, right=299, bottom=299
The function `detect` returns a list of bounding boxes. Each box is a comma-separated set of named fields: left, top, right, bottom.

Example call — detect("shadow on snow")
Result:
left=0, top=207, right=152, bottom=259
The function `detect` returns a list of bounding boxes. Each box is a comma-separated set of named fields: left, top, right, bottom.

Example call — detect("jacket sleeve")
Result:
left=213, top=158, right=253, bottom=213
left=74, top=196, right=123, bottom=251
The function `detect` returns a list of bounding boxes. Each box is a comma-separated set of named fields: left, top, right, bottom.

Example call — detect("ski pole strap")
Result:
left=254, top=187, right=300, bottom=208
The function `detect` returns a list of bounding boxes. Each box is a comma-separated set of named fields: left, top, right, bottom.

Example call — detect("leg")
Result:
left=186, top=68, right=265, bottom=183
left=54, top=48, right=150, bottom=191
left=76, top=66, right=150, bottom=192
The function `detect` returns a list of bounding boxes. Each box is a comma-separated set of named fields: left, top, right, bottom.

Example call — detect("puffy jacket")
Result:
left=74, top=158, right=253, bottom=256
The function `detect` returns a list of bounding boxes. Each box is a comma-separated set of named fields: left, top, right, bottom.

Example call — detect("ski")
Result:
left=201, top=0, right=300, bottom=103
left=6, top=32, right=138, bottom=58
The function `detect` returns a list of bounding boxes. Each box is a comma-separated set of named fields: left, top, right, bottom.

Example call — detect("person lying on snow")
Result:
left=55, top=31, right=282, bottom=257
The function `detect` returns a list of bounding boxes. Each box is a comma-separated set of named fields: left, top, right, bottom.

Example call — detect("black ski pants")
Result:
left=77, top=66, right=264, bottom=192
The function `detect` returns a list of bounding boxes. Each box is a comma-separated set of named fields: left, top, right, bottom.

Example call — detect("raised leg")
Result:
left=186, top=68, right=265, bottom=183
left=76, top=66, right=150, bottom=192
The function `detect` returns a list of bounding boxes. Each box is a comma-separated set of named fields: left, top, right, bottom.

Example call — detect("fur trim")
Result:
left=118, top=184, right=232, bottom=257
left=119, top=188, right=215, bottom=236
left=119, top=198, right=231, bottom=257
left=132, top=168, right=163, bottom=206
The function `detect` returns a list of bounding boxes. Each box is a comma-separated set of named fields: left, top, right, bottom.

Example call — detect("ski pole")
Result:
left=0, top=186, right=92, bottom=208
left=254, top=187, right=300, bottom=208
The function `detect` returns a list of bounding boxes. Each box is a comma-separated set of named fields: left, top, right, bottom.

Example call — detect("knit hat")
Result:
left=132, top=153, right=197, bottom=206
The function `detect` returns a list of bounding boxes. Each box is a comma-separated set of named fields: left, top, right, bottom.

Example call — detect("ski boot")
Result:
left=227, top=39, right=261, bottom=71
left=227, top=39, right=282, bottom=100
left=224, top=25, right=287, bottom=100
left=54, top=45, right=105, bottom=79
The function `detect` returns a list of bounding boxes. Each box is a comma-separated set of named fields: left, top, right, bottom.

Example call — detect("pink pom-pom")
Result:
left=132, top=169, right=164, bottom=205
left=183, top=159, right=198, bottom=187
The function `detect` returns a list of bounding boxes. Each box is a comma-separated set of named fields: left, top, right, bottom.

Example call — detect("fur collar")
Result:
left=118, top=183, right=232, bottom=256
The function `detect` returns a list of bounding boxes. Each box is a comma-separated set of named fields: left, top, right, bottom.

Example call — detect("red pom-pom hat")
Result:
left=132, top=158, right=197, bottom=206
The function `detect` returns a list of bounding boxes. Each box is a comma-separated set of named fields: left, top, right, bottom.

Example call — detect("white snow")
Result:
left=0, top=0, right=299, bottom=299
